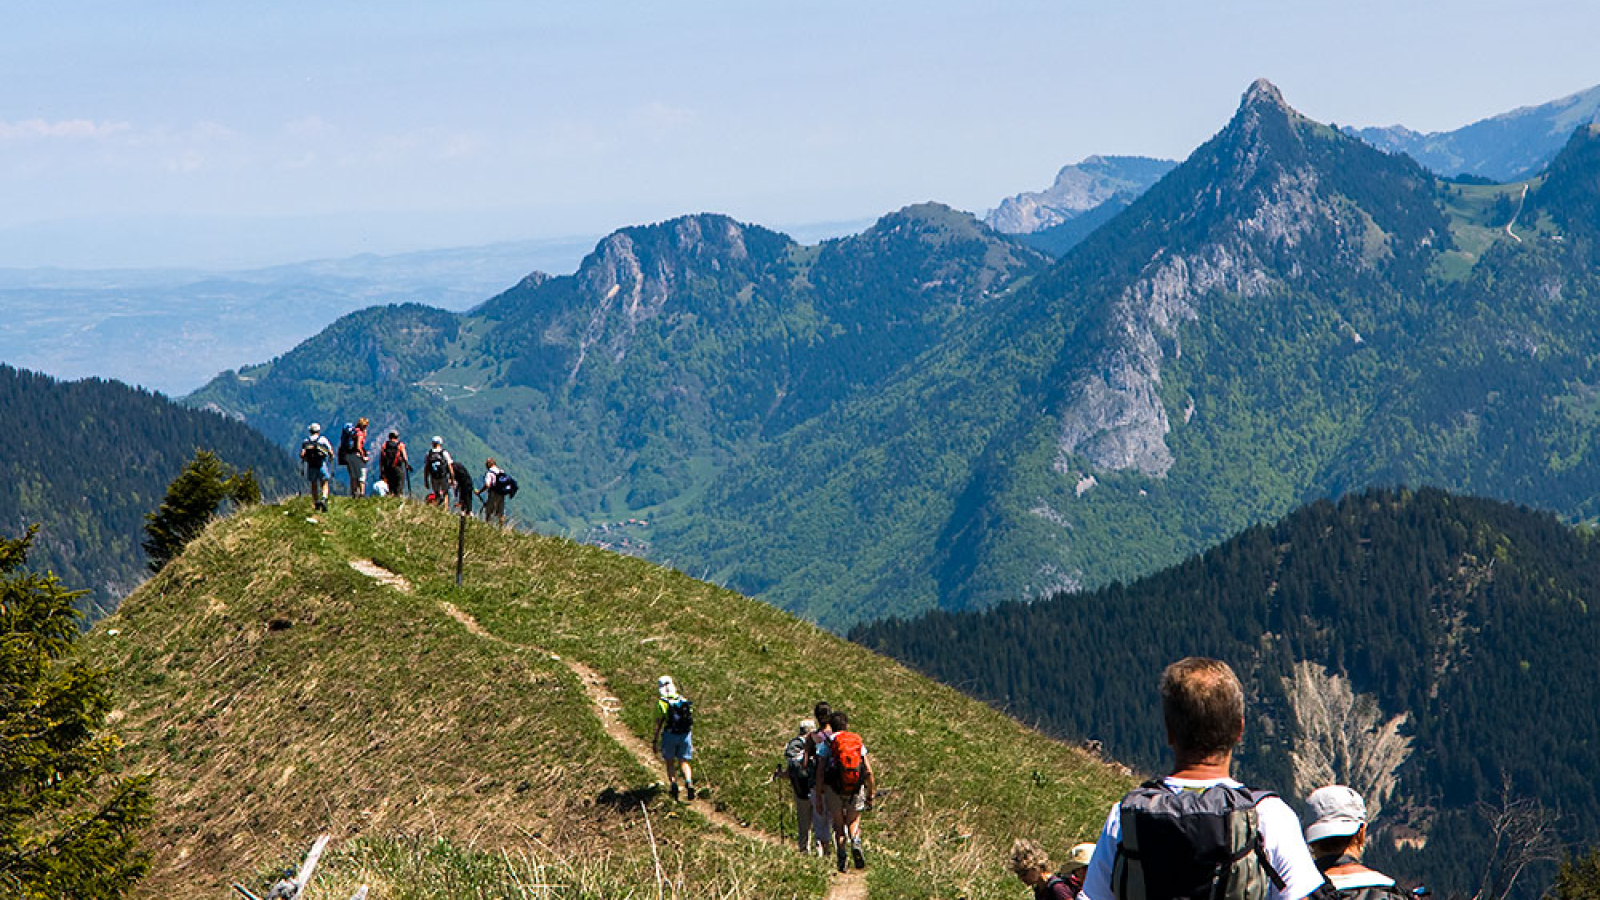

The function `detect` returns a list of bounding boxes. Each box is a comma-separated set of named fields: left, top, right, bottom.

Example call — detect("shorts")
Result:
left=823, top=786, right=864, bottom=821
left=659, top=730, right=693, bottom=761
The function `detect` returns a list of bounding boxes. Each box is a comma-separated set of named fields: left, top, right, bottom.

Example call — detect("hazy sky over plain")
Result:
left=4, top=0, right=1597, bottom=268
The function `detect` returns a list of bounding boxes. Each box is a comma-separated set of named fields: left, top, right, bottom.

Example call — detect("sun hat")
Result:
left=657, top=675, right=677, bottom=698
left=431, top=436, right=442, bottom=445
left=308, top=423, right=321, bottom=433
left=1067, top=842, right=1096, bottom=871
left=1305, top=784, right=1368, bottom=842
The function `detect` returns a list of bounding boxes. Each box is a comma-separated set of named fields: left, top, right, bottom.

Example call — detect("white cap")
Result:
left=799, top=718, right=817, bottom=735
left=432, top=436, right=442, bottom=445
left=657, top=675, right=677, bottom=698
left=1305, top=785, right=1368, bottom=842
left=308, top=423, right=321, bottom=433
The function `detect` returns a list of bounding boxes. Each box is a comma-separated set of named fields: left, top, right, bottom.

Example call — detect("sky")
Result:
left=4, top=0, right=1598, bottom=270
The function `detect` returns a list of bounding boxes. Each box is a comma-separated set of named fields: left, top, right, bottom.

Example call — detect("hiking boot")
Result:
left=685, top=784, right=696, bottom=801
left=836, top=846, right=847, bottom=872
left=852, top=845, right=866, bottom=869
left=669, top=782, right=679, bottom=801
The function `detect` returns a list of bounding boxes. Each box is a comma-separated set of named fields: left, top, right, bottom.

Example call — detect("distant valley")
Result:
left=0, top=237, right=595, bottom=395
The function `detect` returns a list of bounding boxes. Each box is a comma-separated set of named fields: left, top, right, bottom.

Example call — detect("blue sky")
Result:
left=4, top=0, right=1597, bottom=268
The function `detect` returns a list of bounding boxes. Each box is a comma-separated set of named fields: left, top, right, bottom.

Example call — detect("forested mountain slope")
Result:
left=88, top=496, right=1128, bottom=898
left=666, top=87, right=1600, bottom=626
left=0, top=364, right=296, bottom=616
left=854, top=487, right=1600, bottom=900
left=186, top=204, right=1045, bottom=561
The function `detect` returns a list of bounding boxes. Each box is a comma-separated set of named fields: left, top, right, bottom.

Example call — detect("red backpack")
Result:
left=825, top=731, right=866, bottom=794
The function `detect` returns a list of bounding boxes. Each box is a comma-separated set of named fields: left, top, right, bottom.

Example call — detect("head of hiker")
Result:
left=1162, top=656, right=1244, bottom=763
left=308, top=422, right=321, bottom=434
left=798, top=718, right=815, bottom=736
left=658, top=675, right=677, bottom=699
left=1010, top=838, right=1054, bottom=887
left=1305, top=785, right=1368, bottom=858
left=1067, top=842, right=1095, bottom=876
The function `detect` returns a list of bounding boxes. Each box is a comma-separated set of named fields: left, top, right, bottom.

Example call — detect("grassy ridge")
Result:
left=91, top=498, right=1130, bottom=897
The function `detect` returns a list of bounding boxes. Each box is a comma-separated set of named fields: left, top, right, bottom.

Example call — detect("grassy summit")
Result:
left=89, top=498, right=1128, bottom=898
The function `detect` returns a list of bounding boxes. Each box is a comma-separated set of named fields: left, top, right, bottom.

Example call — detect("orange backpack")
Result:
left=825, top=730, right=866, bottom=794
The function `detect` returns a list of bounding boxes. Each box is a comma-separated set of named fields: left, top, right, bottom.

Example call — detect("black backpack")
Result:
left=301, top=438, right=328, bottom=468
left=491, top=471, right=519, bottom=498
left=338, top=424, right=358, bottom=463
left=425, top=449, right=447, bottom=478
left=380, top=439, right=402, bottom=474
left=663, top=696, right=693, bottom=733
left=1111, top=781, right=1285, bottom=900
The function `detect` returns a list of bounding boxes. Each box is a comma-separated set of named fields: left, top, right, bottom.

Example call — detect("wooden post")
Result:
left=455, top=512, right=467, bottom=586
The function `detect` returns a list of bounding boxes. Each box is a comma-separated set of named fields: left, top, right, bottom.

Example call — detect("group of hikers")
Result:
left=776, top=700, right=877, bottom=872
left=1009, top=657, right=1409, bottom=900
left=298, top=418, right=519, bottom=522
left=651, top=676, right=877, bottom=874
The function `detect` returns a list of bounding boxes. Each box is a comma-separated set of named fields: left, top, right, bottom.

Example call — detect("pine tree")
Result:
left=0, top=526, right=152, bottom=896
left=1549, top=849, right=1600, bottom=900
left=142, top=450, right=262, bottom=573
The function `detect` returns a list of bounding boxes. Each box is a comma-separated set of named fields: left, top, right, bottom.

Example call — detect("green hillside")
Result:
left=88, top=498, right=1128, bottom=898
left=0, top=363, right=298, bottom=617
left=854, top=487, right=1600, bottom=900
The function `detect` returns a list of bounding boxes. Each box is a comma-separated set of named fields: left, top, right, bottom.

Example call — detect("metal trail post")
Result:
left=456, top=513, right=466, bottom=586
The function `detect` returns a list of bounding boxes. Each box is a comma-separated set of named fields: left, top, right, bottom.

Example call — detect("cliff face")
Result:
left=1282, top=661, right=1414, bottom=826
left=986, top=155, right=1176, bottom=234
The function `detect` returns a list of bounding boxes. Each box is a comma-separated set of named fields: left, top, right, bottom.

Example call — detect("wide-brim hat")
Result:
left=1067, top=842, right=1096, bottom=871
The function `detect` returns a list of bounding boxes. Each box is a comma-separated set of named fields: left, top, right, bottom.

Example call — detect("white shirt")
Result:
left=482, top=466, right=503, bottom=491
left=1329, top=872, right=1395, bottom=891
left=1078, top=776, right=1325, bottom=900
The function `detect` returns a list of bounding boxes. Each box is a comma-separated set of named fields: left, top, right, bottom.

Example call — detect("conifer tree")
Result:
left=142, top=449, right=262, bottom=573
left=1549, top=849, right=1600, bottom=900
left=0, top=526, right=152, bottom=896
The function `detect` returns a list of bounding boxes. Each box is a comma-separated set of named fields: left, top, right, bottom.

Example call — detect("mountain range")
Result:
left=184, top=80, right=1600, bottom=629
left=1350, top=82, right=1600, bottom=181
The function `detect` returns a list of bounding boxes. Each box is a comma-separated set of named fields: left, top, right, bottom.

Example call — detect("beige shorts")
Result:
left=822, top=786, right=864, bottom=823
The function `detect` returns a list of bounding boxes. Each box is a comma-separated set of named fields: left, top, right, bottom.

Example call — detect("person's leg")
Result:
left=812, top=799, right=832, bottom=855
left=845, top=798, right=865, bottom=867
left=824, top=788, right=848, bottom=870
left=679, top=734, right=695, bottom=798
left=794, top=794, right=811, bottom=852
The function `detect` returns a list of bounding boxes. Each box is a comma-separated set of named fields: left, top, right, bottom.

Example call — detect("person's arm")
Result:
left=864, top=756, right=876, bottom=805
left=1259, top=798, right=1326, bottom=900
left=1076, top=805, right=1121, bottom=900
left=651, top=703, right=664, bottom=752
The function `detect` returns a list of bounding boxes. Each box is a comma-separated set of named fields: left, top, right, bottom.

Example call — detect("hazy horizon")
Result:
left=6, top=1, right=1598, bottom=269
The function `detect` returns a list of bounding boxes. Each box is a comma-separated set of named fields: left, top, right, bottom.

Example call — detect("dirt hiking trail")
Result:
left=349, top=559, right=869, bottom=897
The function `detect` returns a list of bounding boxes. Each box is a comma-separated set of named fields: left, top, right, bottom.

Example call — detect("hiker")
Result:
left=1305, top=786, right=1404, bottom=900
left=1011, top=839, right=1094, bottom=899
left=776, top=719, right=827, bottom=855
left=651, top=675, right=695, bottom=801
left=338, top=417, right=370, bottom=497
left=422, top=437, right=455, bottom=506
left=817, top=710, right=874, bottom=872
left=1077, top=658, right=1325, bottom=900
left=378, top=430, right=409, bottom=498
left=299, top=423, right=335, bottom=512
left=804, top=702, right=835, bottom=855
left=477, top=457, right=516, bottom=524
left=450, top=458, right=474, bottom=515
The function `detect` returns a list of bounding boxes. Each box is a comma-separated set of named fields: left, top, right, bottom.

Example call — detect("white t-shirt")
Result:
left=482, top=466, right=503, bottom=491
left=1078, top=776, right=1325, bottom=900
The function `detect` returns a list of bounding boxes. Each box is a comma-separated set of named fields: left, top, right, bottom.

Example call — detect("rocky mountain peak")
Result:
left=1241, top=78, right=1288, bottom=112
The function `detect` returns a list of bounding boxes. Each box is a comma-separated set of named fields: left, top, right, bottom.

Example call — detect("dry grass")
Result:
left=89, top=497, right=1130, bottom=897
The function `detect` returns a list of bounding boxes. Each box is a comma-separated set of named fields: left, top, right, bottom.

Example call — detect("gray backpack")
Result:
left=1112, top=781, right=1286, bottom=900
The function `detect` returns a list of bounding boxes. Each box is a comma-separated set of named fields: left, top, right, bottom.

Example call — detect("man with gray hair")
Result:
left=1078, top=658, right=1326, bottom=900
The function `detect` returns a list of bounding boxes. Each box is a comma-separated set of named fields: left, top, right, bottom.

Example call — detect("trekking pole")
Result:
left=455, top=513, right=467, bottom=586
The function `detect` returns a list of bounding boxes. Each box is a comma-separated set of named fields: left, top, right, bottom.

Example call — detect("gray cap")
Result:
left=1305, top=785, right=1368, bottom=842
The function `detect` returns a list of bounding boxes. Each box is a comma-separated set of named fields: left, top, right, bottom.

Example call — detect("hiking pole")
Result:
left=455, top=513, right=467, bottom=586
